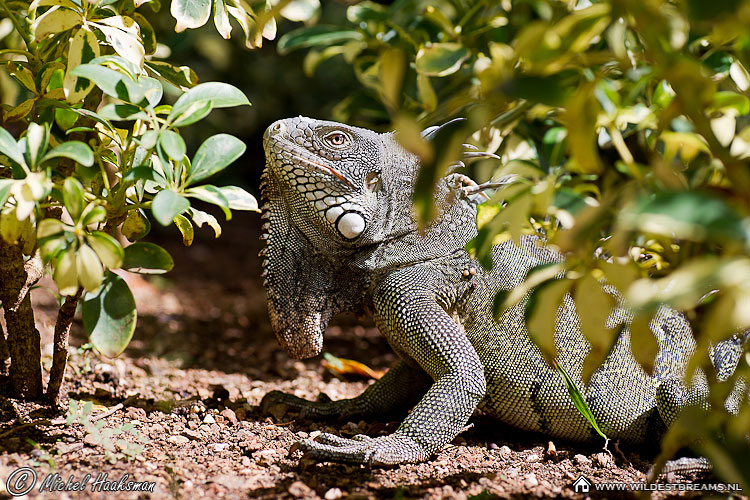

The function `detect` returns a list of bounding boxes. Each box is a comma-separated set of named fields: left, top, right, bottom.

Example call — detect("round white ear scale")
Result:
left=336, top=212, right=365, bottom=239
left=325, top=206, right=344, bottom=223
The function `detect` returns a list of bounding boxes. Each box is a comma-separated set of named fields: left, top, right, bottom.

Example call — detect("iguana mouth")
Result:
left=286, top=152, right=356, bottom=189
left=268, top=142, right=356, bottom=189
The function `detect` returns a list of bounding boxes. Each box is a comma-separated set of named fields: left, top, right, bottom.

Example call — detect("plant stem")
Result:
left=0, top=0, right=32, bottom=49
left=0, top=244, right=44, bottom=400
left=0, top=321, right=9, bottom=376
left=46, top=288, right=82, bottom=405
left=0, top=49, right=33, bottom=59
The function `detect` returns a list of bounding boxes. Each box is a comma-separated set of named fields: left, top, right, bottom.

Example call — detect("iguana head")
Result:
left=263, top=116, right=413, bottom=250
left=260, top=116, right=488, bottom=358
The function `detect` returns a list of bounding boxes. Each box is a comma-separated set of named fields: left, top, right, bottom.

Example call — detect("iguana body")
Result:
left=259, top=116, right=745, bottom=465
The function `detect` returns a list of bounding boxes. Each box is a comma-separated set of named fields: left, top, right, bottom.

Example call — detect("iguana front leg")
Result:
left=298, top=269, right=487, bottom=465
left=260, top=360, right=432, bottom=420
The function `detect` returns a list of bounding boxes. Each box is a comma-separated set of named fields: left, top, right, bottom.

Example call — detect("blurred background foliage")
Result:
left=2, top=0, right=749, bottom=485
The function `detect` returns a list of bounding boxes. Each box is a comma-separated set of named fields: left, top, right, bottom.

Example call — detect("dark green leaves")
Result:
left=277, top=26, right=363, bottom=55
left=188, top=134, right=246, bottom=184
left=619, top=191, right=747, bottom=243
left=169, top=82, right=250, bottom=127
left=122, top=242, right=174, bottom=274
left=82, top=272, right=136, bottom=357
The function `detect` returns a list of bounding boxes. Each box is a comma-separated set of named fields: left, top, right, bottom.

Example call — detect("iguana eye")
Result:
left=325, top=132, right=349, bottom=147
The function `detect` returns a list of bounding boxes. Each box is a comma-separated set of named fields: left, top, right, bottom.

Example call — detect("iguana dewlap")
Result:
left=258, top=116, right=745, bottom=466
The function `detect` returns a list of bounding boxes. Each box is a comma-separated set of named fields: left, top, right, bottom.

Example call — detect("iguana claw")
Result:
left=298, top=432, right=429, bottom=466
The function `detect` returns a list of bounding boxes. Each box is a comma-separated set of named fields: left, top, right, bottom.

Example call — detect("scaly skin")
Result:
left=258, top=116, right=746, bottom=466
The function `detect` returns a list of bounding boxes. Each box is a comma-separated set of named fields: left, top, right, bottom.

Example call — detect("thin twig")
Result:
left=46, top=288, right=83, bottom=404
left=90, top=395, right=138, bottom=422
left=0, top=417, right=66, bottom=439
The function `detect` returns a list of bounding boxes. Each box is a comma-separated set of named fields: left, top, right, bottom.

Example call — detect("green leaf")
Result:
left=277, top=26, right=363, bottom=55
left=145, top=61, right=197, bottom=90
left=168, top=100, right=212, bottom=128
left=42, top=141, right=94, bottom=167
left=121, top=209, right=151, bottom=241
left=77, top=244, right=104, bottom=291
left=415, top=43, right=470, bottom=77
left=169, top=82, right=250, bottom=125
left=173, top=214, right=193, bottom=245
left=63, top=28, right=100, bottom=104
left=53, top=247, right=79, bottom=296
left=188, top=207, right=221, bottom=237
left=32, top=6, right=81, bottom=41
left=185, top=185, right=230, bottom=218
left=82, top=272, right=137, bottom=357
left=0, top=180, right=14, bottom=207
left=159, top=130, right=186, bottom=162
left=170, top=0, right=211, bottom=32
left=151, top=189, right=190, bottom=226
left=0, top=128, right=27, bottom=169
left=121, top=242, right=174, bottom=274
left=25, top=123, right=49, bottom=169
left=86, top=232, right=124, bottom=269
left=80, top=203, right=107, bottom=226
left=573, top=273, right=619, bottom=384
left=98, top=103, right=149, bottom=121
left=216, top=186, right=259, bottom=211
left=525, top=278, right=572, bottom=365
left=70, top=64, right=130, bottom=101
left=122, top=167, right=166, bottom=185
left=502, top=74, right=577, bottom=107
left=63, top=177, right=85, bottom=221
left=93, top=23, right=145, bottom=69
left=555, top=361, right=608, bottom=442
left=629, top=314, right=658, bottom=376
left=188, top=134, right=246, bottom=184
left=619, top=191, right=746, bottom=243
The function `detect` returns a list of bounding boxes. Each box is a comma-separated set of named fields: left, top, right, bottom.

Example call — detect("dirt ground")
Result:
left=0, top=211, right=734, bottom=499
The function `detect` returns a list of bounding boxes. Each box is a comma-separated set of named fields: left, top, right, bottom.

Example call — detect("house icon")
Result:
left=573, top=475, right=592, bottom=493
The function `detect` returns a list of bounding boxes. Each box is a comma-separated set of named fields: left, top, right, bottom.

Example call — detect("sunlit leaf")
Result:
left=415, top=43, right=470, bottom=77
left=173, top=213, right=194, bottom=246
left=32, top=6, right=81, bottom=41
left=525, top=278, right=572, bottom=365
left=63, top=28, right=100, bottom=103
left=83, top=272, right=137, bottom=357
left=86, top=232, right=124, bottom=269
left=151, top=189, right=190, bottom=226
left=170, top=0, right=211, bottom=32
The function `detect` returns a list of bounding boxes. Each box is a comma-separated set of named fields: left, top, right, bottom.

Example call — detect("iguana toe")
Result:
left=298, top=432, right=429, bottom=465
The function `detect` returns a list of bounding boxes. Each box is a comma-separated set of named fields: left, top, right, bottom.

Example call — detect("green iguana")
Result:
left=258, top=116, right=746, bottom=466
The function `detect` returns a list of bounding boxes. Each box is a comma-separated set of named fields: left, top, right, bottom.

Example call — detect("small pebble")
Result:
left=488, top=442, right=498, bottom=450
left=526, top=453, right=541, bottom=463
left=324, top=487, right=343, bottom=499
left=168, top=435, right=190, bottom=446
left=203, top=414, right=216, bottom=424
left=288, top=480, right=312, bottom=498
left=594, top=452, right=614, bottom=468
left=209, top=443, right=229, bottom=452
left=574, top=454, right=591, bottom=466
left=498, top=445, right=512, bottom=457
left=220, top=408, right=238, bottom=425
left=523, top=473, right=539, bottom=489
